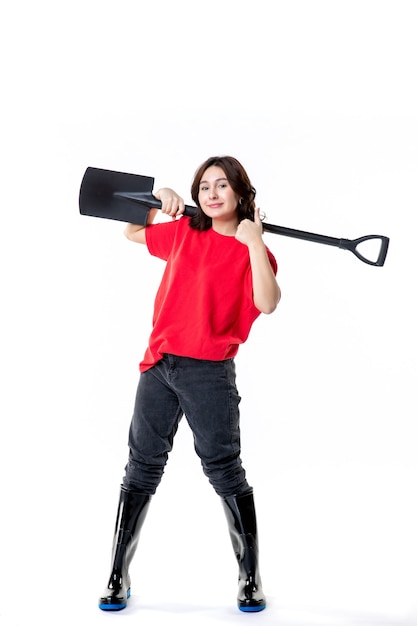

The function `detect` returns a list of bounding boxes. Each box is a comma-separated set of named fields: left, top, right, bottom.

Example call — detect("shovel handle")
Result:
left=262, top=222, right=389, bottom=266
left=119, top=198, right=389, bottom=266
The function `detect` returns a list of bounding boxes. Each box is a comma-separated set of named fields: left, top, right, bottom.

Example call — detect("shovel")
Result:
left=79, top=166, right=389, bottom=267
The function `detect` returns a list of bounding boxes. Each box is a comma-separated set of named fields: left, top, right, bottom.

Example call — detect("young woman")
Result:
left=99, top=156, right=281, bottom=613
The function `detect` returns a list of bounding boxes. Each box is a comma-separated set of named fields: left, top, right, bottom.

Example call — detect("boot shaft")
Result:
left=222, top=490, right=258, bottom=560
left=111, top=487, right=151, bottom=574
left=114, top=487, right=151, bottom=535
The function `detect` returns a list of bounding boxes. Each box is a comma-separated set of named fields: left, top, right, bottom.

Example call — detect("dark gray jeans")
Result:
left=123, top=354, right=251, bottom=497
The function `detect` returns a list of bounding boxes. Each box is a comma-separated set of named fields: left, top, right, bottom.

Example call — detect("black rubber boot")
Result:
left=222, top=490, right=266, bottom=612
left=99, top=486, right=151, bottom=611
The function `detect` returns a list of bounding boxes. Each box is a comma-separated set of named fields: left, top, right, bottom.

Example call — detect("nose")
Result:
left=209, top=186, right=218, bottom=199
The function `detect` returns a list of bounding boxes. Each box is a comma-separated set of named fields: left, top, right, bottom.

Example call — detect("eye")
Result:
left=200, top=185, right=209, bottom=191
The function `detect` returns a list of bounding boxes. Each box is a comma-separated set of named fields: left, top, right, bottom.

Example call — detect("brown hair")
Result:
left=189, top=156, right=256, bottom=231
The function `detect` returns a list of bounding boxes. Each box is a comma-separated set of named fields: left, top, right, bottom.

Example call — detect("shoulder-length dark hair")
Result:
left=189, top=156, right=256, bottom=231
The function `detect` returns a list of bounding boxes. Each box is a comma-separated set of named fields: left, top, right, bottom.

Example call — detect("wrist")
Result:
left=247, top=235, right=265, bottom=251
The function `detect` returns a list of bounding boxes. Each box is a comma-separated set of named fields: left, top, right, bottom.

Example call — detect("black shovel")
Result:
left=79, top=167, right=389, bottom=267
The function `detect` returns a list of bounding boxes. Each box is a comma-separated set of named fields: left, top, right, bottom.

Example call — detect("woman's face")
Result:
left=197, top=165, right=240, bottom=229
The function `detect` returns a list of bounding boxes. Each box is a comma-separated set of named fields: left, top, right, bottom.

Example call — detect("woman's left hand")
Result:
left=235, top=207, right=263, bottom=246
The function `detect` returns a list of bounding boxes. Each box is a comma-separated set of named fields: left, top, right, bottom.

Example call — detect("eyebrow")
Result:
left=199, top=177, right=228, bottom=184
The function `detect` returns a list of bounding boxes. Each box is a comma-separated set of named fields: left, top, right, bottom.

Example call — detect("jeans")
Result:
left=123, top=354, right=251, bottom=497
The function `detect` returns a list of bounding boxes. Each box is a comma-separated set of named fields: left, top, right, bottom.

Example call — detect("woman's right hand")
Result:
left=154, top=188, right=185, bottom=218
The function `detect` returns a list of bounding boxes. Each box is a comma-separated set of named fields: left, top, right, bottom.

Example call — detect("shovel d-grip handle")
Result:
left=339, top=234, right=390, bottom=267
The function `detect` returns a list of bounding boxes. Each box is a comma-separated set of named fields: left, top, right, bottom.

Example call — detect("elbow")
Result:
left=260, top=302, right=278, bottom=315
left=124, top=224, right=143, bottom=241
left=256, top=287, right=281, bottom=315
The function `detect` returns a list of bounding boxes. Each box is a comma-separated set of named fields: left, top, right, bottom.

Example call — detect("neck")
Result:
left=212, top=218, right=238, bottom=236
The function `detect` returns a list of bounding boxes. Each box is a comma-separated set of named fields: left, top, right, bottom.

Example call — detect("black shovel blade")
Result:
left=79, top=167, right=158, bottom=225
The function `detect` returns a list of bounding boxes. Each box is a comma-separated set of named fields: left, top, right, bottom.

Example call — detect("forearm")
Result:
left=248, top=240, right=281, bottom=314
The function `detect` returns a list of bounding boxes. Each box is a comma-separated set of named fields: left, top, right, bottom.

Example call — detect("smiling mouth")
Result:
left=208, top=203, right=222, bottom=208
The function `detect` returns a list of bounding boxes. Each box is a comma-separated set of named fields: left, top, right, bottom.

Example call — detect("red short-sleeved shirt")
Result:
left=139, top=217, right=277, bottom=372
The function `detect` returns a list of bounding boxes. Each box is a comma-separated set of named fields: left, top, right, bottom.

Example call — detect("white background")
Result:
left=1, top=1, right=416, bottom=625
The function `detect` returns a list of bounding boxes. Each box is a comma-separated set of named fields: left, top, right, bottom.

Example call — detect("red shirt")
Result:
left=140, top=217, right=277, bottom=372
